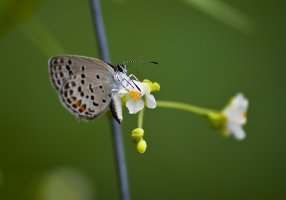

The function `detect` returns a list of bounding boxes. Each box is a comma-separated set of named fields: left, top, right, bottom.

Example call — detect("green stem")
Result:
left=137, top=109, right=144, bottom=128
left=156, top=100, right=215, bottom=116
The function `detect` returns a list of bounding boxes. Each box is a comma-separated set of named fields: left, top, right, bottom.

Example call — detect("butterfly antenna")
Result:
left=122, top=60, right=159, bottom=67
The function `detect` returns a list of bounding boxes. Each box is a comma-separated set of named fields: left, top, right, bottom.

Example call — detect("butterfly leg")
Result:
left=128, top=74, right=139, bottom=81
left=116, top=74, right=134, bottom=92
left=115, top=73, right=141, bottom=92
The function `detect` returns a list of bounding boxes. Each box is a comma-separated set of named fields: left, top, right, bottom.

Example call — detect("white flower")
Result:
left=117, top=80, right=156, bottom=114
left=223, top=93, right=249, bottom=140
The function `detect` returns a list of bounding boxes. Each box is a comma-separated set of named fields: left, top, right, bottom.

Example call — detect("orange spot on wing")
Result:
left=79, top=104, right=87, bottom=113
left=75, top=99, right=82, bottom=107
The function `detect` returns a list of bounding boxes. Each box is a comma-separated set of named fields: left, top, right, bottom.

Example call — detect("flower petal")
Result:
left=228, top=123, right=246, bottom=140
left=223, top=93, right=248, bottom=125
left=234, top=93, right=248, bottom=109
left=145, top=94, right=156, bottom=109
left=141, top=82, right=151, bottom=94
left=126, top=98, right=144, bottom=114
left=117, top=87, right=129, bottom=98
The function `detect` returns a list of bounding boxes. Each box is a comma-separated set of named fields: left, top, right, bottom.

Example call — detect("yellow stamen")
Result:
left=129, top=91, right=140, bottom=100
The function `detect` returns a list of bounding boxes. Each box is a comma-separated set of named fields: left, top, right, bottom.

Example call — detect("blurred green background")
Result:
left=1, top=0, right=286, bottom=199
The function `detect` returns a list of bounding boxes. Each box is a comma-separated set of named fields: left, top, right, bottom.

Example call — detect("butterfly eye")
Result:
left=117, top=64, right=127, bottom=73
left=117, top=65, right=123, bottom=72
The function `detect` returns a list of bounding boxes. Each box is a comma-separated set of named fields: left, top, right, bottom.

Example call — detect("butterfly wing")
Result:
left=49, top=55, right=117, bottom=120
left=49, top=55, right=115, bottom=91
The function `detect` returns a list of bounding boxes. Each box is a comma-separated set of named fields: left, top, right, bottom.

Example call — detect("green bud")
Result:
left=142, top=79, right=152, bottom=84
left=151, top=82, right=160, bottom=92
left=132, top=128, right=144, bottom=142
left=143, top=79, right=160, bottom=92
left=137, top=139, right=147, bottom=154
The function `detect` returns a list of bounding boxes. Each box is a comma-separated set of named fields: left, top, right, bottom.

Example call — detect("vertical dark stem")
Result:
left=90, top=0, right=110, bottom=61
left=90, top=1, right=130, bottom=200
left=110, top=118, right=130, bottom=200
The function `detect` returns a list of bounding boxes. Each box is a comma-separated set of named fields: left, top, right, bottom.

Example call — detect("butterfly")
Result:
left=48, top=55, right=135, bottom=123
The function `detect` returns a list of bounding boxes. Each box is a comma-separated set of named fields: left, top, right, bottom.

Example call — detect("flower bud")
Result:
left=151, top=82, right=160, bottom=92
left=142, top=79, right=152, bottom=84
left=132, top=128, right=144, bottom=142
left=136, top=139, right=147, bottom=154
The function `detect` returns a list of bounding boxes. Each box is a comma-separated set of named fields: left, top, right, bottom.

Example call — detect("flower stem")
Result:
left=138, top=109, right=145, bottom=128
left=90, top=1, right=130, bottom=200
left=156, top=100, right=215, bottom=116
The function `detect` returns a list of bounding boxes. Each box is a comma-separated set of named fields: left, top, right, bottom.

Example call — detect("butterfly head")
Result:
left=116, top=64, right=127, bottom=74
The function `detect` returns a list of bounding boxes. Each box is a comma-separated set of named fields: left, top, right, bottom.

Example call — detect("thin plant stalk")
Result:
left=157, top=100, right=214, bottom=116
left=89, top=0, right=130, bottom=200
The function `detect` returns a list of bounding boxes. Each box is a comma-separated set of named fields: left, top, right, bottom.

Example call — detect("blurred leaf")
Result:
left=182, top=0, right=254, bottom=34
left=0, top=0, right=40, bottom=39
left=20, top=18, right=66, bottom=57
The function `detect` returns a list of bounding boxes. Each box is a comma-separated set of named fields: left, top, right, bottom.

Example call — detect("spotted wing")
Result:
left=49, top=55, right=116, bottom=120
left=49, top=55, right=115, bottom=91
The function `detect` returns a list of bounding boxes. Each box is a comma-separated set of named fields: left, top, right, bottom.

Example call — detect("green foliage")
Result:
left=0, top=0, right=40, bottom=38
left=183, top=0, right=254, bottom=34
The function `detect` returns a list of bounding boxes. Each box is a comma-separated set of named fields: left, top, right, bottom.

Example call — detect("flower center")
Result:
left=129, top=91, right=141, bottom=100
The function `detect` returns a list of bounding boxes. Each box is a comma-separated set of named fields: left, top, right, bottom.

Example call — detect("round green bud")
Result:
left=151, top=82, right=160, bottom=92
left=132, top=128, right=144, bottom=142
left=143, top=79, right=152, bottom=84
left=136, top=139, right=147, bottom=154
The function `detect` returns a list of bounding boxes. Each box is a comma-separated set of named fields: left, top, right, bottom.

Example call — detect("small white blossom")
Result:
left=223, top=93, right=249, bottom=140
left=117, top=80, right=156, bottom=114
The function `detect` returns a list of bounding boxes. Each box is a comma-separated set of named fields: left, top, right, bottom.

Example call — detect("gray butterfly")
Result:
left=48, top=55, right=130, bottom=123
